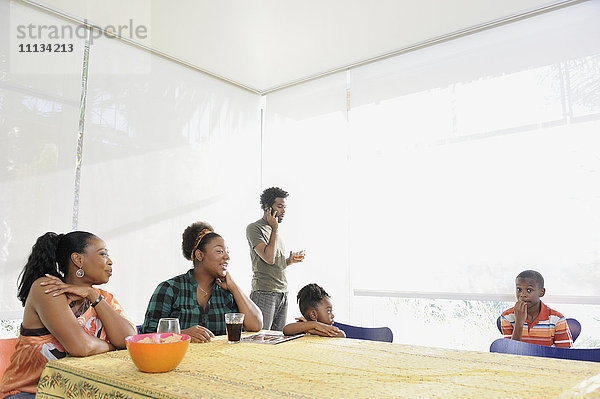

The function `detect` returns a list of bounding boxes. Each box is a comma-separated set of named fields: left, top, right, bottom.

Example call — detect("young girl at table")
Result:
left=0, top=231, right=136, bottom=399
left=283, top=283, right=345, bottom=337
left=140, top=221, right=262, bottom=342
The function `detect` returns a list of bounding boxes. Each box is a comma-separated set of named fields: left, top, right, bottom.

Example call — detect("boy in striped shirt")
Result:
left=501, top=270, right=573, bottom=348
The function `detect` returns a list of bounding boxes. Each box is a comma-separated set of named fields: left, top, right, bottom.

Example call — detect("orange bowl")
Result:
left=125, top=333, right=190, bottom=373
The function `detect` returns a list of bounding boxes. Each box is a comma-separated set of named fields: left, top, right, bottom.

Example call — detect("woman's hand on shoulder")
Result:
left=182, top=325, right=215, bottom=343
left=29, top=276, right=111, bottom=356
left=39, top=274, right=96, bottom=302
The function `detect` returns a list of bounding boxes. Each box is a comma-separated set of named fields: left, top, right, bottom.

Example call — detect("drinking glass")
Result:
left=157, top=318, right=181, bottom=334
left=225, top=313, right=245, bottom=343
left=293, top=250, right=306, bottom=261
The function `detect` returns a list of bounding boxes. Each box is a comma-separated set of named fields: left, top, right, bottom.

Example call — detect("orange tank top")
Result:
left=0, top=327, right=65, bottom=397
left=0, top=288, right=130, bottom=398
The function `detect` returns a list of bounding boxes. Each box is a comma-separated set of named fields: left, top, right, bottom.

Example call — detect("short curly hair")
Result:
left=516, top=270, right=544, bottom=289
left=260, top=187, right=289, bottom=211
left=181, top=221, right=221, bottom=261
left=297, top=283, right=330, bottom=319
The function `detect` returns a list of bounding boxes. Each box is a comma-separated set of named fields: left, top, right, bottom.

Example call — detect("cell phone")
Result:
left=270, top=207, right=276, bottom=217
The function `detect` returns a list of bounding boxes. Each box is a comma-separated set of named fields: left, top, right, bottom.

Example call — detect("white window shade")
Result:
left=78, top=35, right=261, bottom=323
left=0, top=0, right=84, bottom=318
left=264, top=0, right=600, bottom=307
left=348, top=1, right=600, bottom=301
left=0, top=0, right=261, bottom=322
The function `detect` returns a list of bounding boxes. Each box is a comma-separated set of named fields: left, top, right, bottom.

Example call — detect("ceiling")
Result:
left=25, top=0, right=577, bottom=94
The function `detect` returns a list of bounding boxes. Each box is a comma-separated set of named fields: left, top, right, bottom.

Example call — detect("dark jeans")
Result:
left=5, top=393, right=36, bottom=399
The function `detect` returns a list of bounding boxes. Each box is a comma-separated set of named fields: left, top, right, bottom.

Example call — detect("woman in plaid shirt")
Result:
left=141, top=222, right=262, bottom=342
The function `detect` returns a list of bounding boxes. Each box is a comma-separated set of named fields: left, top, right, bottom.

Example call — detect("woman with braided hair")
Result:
left=140, top=221, right=262, bottom=342
left=1, top=231, right=136, bottom=399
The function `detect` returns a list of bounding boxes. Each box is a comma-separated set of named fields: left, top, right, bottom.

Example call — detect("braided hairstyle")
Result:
left=297, top=283, right=330, bottom=319
left=17, top=231, right=96, bottom=306
left=181, top=221, right=221, bottom=261
left=259, top=187, right=289, bottom=211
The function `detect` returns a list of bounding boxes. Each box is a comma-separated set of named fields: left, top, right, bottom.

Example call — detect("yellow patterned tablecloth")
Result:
left=36, top=333, right=600, bottom=398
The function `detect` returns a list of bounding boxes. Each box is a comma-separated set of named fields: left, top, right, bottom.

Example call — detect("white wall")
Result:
left=262, top=72, right=352, bottom=322
left=262, top=0, right=600, bottom=349
left=1, top=0, right=261, bottom=324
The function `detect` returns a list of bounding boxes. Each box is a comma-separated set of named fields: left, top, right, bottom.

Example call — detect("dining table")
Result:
left=35, top=332, right=600, bottom=398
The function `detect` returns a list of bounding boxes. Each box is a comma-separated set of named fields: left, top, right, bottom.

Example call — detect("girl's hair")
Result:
left=17, top=231, right=96, bottom=306
left=181, top=221, right=221, bottom=261
left=297, top=283, right=330, bottom=319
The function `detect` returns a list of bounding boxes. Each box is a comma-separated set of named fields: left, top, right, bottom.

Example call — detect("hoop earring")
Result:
left=76, top=267, right=85, bottom=278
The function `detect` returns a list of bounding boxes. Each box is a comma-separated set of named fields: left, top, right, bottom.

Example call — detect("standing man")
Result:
left=246, top=187, right=304, bottom=331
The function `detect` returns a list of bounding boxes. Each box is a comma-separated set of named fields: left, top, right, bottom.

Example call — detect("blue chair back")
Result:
left=490, top=338, right=600, bottom=362
left=333, top=322, right=393, bottom=343
left=567, top=318, right=581, bottom=343
left=496, top=316, right=581, bottom=343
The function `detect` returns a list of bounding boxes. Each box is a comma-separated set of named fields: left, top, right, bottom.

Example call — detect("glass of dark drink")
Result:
left=225, top=313, right=245, bottom=343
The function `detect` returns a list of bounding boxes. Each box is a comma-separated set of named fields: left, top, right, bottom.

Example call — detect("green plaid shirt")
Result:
left=140, top=269, right=238, bottom=336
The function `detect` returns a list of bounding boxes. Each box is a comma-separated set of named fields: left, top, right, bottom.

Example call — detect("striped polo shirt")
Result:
left=501, top=301, right=573, bottom=348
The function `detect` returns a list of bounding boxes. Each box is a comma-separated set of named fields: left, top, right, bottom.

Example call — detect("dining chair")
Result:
left=496, top=316, right=581, bottom=343
left=490, top=338, right=600, bottom=362
left=0, top=337, right=17, bottom=379
left=333, top=322, right=393, bottom=343
left=567, top=318, right=581, bottom=343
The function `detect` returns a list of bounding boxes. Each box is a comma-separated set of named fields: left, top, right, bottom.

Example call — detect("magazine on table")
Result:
left=241, top=332, right=305, bottom=344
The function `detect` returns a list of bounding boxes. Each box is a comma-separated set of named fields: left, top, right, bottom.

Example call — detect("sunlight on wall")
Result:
left=0, top=0, right=261, bottom=324
left=264, top=1, right=600, bottom=348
